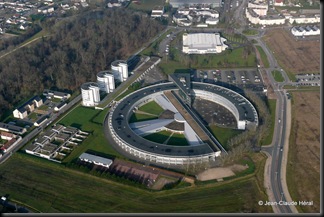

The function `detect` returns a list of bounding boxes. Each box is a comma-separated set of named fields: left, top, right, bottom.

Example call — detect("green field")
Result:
left=255, top=45, right=270, bottom=68
left=159, top=47, right=256, bottom=75
left=167, top=133, right=189, bottom=146
left=56, top=106, right=122, bottom=162
left=129, top=112, right=158, bottom=123
left=143, top=130, right=172, bottom=144
left=0, top=152, right=272, bottom=213
left=271, top=70, right=284, bottom=82
left=242, top=29, right=258, bottom=36
left=128, top=0, right=165, bottom=12
left=208, top=125, right=242, bottom=150
left=138, top=100, right=164, bottom=116
left=263, top=99, right=276, bottom=146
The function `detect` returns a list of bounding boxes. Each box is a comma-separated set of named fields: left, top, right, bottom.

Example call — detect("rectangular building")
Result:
left=182, top=33, right=228, bottom=54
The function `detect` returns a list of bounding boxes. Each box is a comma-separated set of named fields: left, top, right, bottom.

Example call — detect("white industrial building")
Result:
left=81, top=82, right=100, bottom=107
left=289, top=14, right=320, bottom=24
left=205, top=17, right=219, bottom=25
left=291, top=25, right=320, bottom=37
left=111, top=60, right=128, bottom=82
left=182, top=33, right=228, bottom=54
left=169, top=0, right=222, bottom=8
left=97, top=70, right=115, bottom=93
left=79, top=152, right=113, bottom=168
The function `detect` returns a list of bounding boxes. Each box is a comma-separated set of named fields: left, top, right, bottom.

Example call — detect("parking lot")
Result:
left=191, top=68, right=264, bottom=92
left=295, top=73, right=320, bottom=86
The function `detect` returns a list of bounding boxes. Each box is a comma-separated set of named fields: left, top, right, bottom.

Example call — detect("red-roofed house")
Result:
left=274, top=0, right=284, bottom=6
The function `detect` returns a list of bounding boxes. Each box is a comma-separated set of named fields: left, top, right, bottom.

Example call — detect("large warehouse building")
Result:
left=182, top=33, right=228, bottom=54
left=170, top=0, right=222, bottom=8
left=81, top=82, right=100, bottom=107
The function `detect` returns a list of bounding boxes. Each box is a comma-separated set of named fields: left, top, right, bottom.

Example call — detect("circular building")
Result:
left=81, top=82, right=100, bottom=107
left=111, top=60, right=128, bottom=82
left=107, top=81, right=258, bottom=167
left=97, top=70, right=115, bottom=93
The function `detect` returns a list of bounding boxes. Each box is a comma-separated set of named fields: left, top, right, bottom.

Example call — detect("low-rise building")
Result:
left=13, top=96, right=43, bottom=119
left=151, top=6, right=164, bottom=18
left=79, top=152, right=113, bottom=168
left=0, top=122, right=27, bottom=135
left=43, top=89, right=71, bottom=100
left=182, top=33, right=228, bottom=54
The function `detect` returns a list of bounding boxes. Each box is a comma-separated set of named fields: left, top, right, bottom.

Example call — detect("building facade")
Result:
left=111, top=60, right=128, bottom=82
left=97, top=70, right=115, bottom=93
left=81, top=82, right=101, bottom=107
left=182, top=33, right=228, bottom=54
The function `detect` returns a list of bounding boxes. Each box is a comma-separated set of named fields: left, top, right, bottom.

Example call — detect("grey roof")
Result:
left=55, top=102, right=66, bottom=109
left=111, top=60, right=127, bottom=67
left=35, top=115, right=48, bottom=124
left=0, top=122, right=26, bottom=134
left=111, top=81, right=258, bottom=157
left=97, top=70, right=114, bottom=78
left=79, top=153, right=113, bottom=166
left=81, top=82, right=99, bottom=90
left=43, top=89, right=71, bottom=98
left=192, top=82, right=257, bottom=123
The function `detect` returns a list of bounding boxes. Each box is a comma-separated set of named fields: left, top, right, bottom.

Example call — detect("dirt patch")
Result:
left=151, top=176, right=176, bottom=190
left=230, top=164, right=248, bottom=173
left=196, top=164, right=248, bottom=181
left=263, top=29, right=320, bottom=74
left=287, top=91, right=320, bottom=212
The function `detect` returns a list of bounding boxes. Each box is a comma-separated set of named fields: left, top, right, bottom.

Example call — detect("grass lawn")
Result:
left=0, top=152, right=272, bottom=213
left=167, top=133, right=189, bottom=146
left=38, top=104, right=49, bottom=110
left=28, top=112, right=38, bottom=121
left=158, top=59, right=190, bottom=74
left=242, top=29, right=258, bottom=36
left=263, top=99, right=276, bottom=146
left=138, top=100, right=164, bottom=116
left=143, top=130, right=172, bottom=144
left=271, top=70, right=284, bottom=82
left=255, top=45, right=270, bottom=68
left=191, top=47, right=256, bottom=69
left=129, top=112, right=158, bottom=123
left=128, top=0, right=165, bottom=12
left=207, top=125, right=243, bottom=150
left=57, top=106, right=122, bottom=162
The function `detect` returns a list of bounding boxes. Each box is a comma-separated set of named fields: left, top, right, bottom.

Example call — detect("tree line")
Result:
left=0, top=8, right=165, bottom=119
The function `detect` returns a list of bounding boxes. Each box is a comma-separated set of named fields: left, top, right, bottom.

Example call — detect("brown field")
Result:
left=287, top=91, right=320, bottom=212
left=263, top=29, right=320, bottom=74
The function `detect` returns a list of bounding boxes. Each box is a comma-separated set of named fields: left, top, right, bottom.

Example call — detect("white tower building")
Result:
left=97, top=70, right=115, bottom=93
left=81, top=82, right=100, bottom=107
left=111, top=60, right=128, bottom=82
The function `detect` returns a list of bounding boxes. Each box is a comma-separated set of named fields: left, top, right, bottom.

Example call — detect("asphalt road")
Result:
left=254, top=33, right=297, bottom=213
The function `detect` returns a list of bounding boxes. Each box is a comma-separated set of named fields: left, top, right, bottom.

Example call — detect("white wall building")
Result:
left=97, top=70, right=115, bottom=93
left=291, top=25, right=320, bottom=36
left=289, top=14, right=320, bottom=24
left=151, top=6, right=164, bottom=18
left=246, top=8, right=285, bottom=25
left=111, top=60, right=128, bottom=82
left=182, top=33, right=228, bottom=54
left=205, top=17, right=219, bottom=25
left=81, top=82, right=100, bottom=107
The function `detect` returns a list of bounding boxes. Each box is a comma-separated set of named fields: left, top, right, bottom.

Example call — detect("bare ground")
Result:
left=263, top=29, right=320, bottom=74
left=196, top=164, right=248, bottom=181
left=287, top=91, right=320, bottom=212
